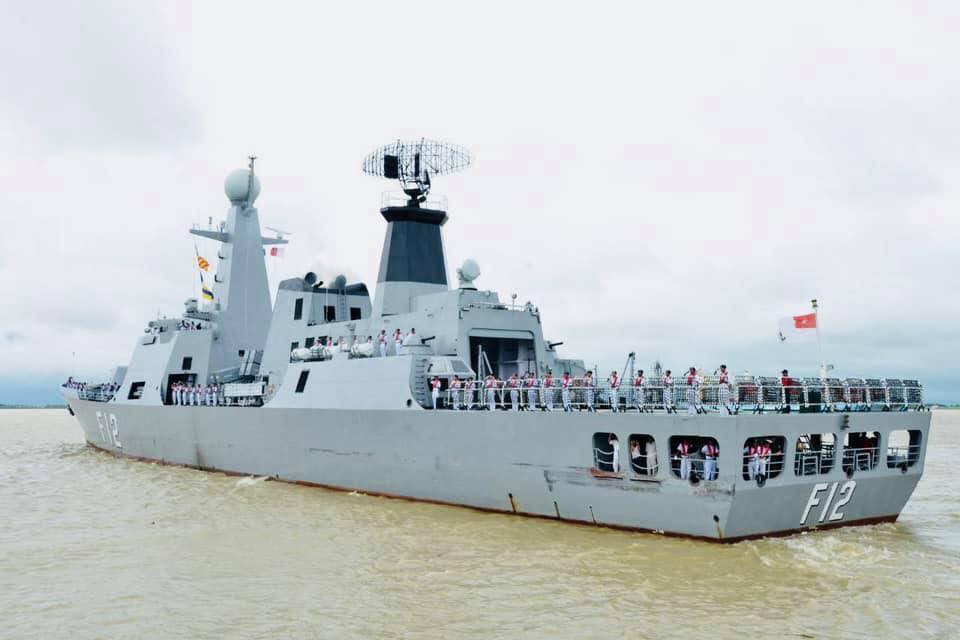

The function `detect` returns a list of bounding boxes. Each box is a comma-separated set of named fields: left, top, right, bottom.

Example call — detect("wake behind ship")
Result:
left=62, top=141, right=931, bottom=542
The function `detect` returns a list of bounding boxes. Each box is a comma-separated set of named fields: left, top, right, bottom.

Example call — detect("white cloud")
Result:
left=0, top=1, right=958, bottom=401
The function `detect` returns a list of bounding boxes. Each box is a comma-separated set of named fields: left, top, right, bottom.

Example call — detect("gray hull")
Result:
left=66, top=397, right=929, bottom=542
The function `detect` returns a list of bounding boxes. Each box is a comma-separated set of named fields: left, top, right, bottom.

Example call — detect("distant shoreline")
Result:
left=0, top=405, right=67, bottom=410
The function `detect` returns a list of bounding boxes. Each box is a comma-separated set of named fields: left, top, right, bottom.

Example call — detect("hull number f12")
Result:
left=800, top=481, right=856, bottom=525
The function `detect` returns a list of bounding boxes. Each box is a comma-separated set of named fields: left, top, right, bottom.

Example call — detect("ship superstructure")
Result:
left=62, top=145, right=931, bottom=542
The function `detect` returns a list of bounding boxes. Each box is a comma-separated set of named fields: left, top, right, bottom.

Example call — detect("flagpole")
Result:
left=812, top=298, right=825, bottom=379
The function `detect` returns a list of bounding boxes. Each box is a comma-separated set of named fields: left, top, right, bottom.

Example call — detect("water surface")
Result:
left=1, top=409, right=957, bottom=639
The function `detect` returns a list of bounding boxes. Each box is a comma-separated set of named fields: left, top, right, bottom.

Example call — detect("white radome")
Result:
left=224, top=169, right=262, bottom=204
left=459, top=258, right=481, bottom=283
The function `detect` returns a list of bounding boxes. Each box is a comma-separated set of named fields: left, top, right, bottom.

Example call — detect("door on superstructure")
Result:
left=165, top=373, right=196, bottom=405
left=468, top=334, right=536, bottom=379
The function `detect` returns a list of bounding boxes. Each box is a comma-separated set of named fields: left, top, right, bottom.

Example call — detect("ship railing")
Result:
left=794, top=445, right=837, bottom=476
left=441, top=379, right=923, bottom=412
left=461, top=301, right=530, bottom=313
left=63, top=383, right=117, bottom=403
left=669, top=454, right=721, bottom=480
left=593, top=446, right=618, bottom=472
left=886, top=443, right=922, bottom=468
left=381, top=191, right=447, bottom=211
left=842, top=446, right=879, bottom=472
left=629, top=457, right=659, bottom=476
left=740, top=451, right=786, bottom=478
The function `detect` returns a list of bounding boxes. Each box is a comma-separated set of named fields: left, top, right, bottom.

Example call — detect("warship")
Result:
left=62, top=141, right=931, bottom=542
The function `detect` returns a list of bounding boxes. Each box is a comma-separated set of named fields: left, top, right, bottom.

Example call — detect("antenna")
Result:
left=265, top=226, right=291, bottom=239
left=246, top=156, right=257, bottom=208
left=362, top=139, right=472, bottom=206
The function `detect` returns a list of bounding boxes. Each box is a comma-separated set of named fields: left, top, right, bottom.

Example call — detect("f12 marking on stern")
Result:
left=800, top=481, right=856, bottom=525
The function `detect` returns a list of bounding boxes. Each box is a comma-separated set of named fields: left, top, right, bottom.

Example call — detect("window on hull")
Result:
left=669, top=436, right=720, bottom=481
left=628, top=434, right=658, bottom=476
left=843, top=431, right=880, bottom=473
left=593, top=432, right=621, bottom=473
left=742, top=436, right=786, bottom=481
left=887, top=430, right=922, bottom=469
left=795, top=433, right=836, bottom=476
left=127, top=381, right=146, bottom=400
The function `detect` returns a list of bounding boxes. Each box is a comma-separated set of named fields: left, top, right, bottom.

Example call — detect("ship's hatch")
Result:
left=468, top=332, right=536, bottom=379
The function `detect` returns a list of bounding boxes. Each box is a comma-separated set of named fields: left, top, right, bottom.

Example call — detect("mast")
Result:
left=812, top=298, right=826, bottom=379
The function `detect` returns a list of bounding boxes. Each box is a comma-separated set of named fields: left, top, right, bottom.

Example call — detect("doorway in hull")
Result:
left=469, top=336, right=536, bottom=380
left=165, top=373, right=196, bottom=405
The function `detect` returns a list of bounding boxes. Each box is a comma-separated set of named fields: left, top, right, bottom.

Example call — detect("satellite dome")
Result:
left=457, top=259, right=480, bottom=289
left=332, top=274, right=348, bottom=290
left=224, top=169, right=261, bottom=204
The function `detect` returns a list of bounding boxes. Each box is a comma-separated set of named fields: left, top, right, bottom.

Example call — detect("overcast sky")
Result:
left=1, top=1, right=958, bottom=404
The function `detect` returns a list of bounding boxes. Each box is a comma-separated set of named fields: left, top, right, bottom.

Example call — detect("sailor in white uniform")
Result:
left=686, top=367, right=699, bottom=415
left=608, top=371, right=620, bottom=412
left=524, top=373, right=538, bottom=410
left=172, top=383, right=179, bottom=405
left=394, top=329, right=402, bottom=355
left=608, top=434, right=620, bottom=472
left=701, top=441, right=718, bottom=480
left=485, top=375, right=498, bottom=411
left=450, top=375, right=462, bottom=411
left=465, top=377, right=476, bottom=410
left=430, top=376, right=441, bottom=409
left=746, top=441, right=759, bottom=480
left=508, top=374, right=520, bottom=411
left=542, top=372, right=554, bottom=411
left=379, top=330, right=388, bottom=357
left=718, top=364, right=732, bottom=414
left=757, top=440, right=771, bottom=478
left=561, top=372, right=572, bottom=412
left=584, top=371, right=595, bottom=412
left=633, top=370, right=646, bottom=412
left=677, top=439, right=693, bottom=480
left=663, top=370, right=675, bottom=413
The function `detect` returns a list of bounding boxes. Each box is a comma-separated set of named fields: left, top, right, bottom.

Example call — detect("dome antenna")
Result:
left=362, top=139, right=472, bottom=207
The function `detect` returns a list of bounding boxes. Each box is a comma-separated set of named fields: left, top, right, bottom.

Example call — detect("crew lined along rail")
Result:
left=589, top=431, right=923, bottom=484
left=432, top=376, right=925, bottom=413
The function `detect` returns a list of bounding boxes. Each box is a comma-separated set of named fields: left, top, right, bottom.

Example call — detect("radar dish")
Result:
left=362, top=139, right=472, bottom=205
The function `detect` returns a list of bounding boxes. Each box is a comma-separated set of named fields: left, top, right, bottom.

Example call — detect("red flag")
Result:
left=792, top=313, right=816, bottom=329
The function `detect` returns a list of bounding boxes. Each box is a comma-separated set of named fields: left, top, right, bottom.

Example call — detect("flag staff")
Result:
left=812, top=298, right=826, bottom=379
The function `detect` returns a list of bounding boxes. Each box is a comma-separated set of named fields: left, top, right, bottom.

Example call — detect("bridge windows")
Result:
left=887, top=430, right=922, bottom=469
left=350, top=307, right=362, bottom=320
left=294, top=297, right=304, bottom=321
left=742, top=436, right=786, bottom=482
left=628, top=434, right=658, bottom=476
left=843, top=431, right=880, bottom=474
left=181, top=356, right=192, bottom=371
left=593, top=432, right=621, bottom=473
left=794, top=433, right=836, bottom=475
left=324, top=305, right=336, bottom=322
left=669, top=436, right=720, bottom=481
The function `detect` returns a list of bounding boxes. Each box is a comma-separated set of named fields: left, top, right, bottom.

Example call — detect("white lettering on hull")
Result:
left=801, top=481, right=856, bottom=525
left=94, top=411, right=122, bottom=449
